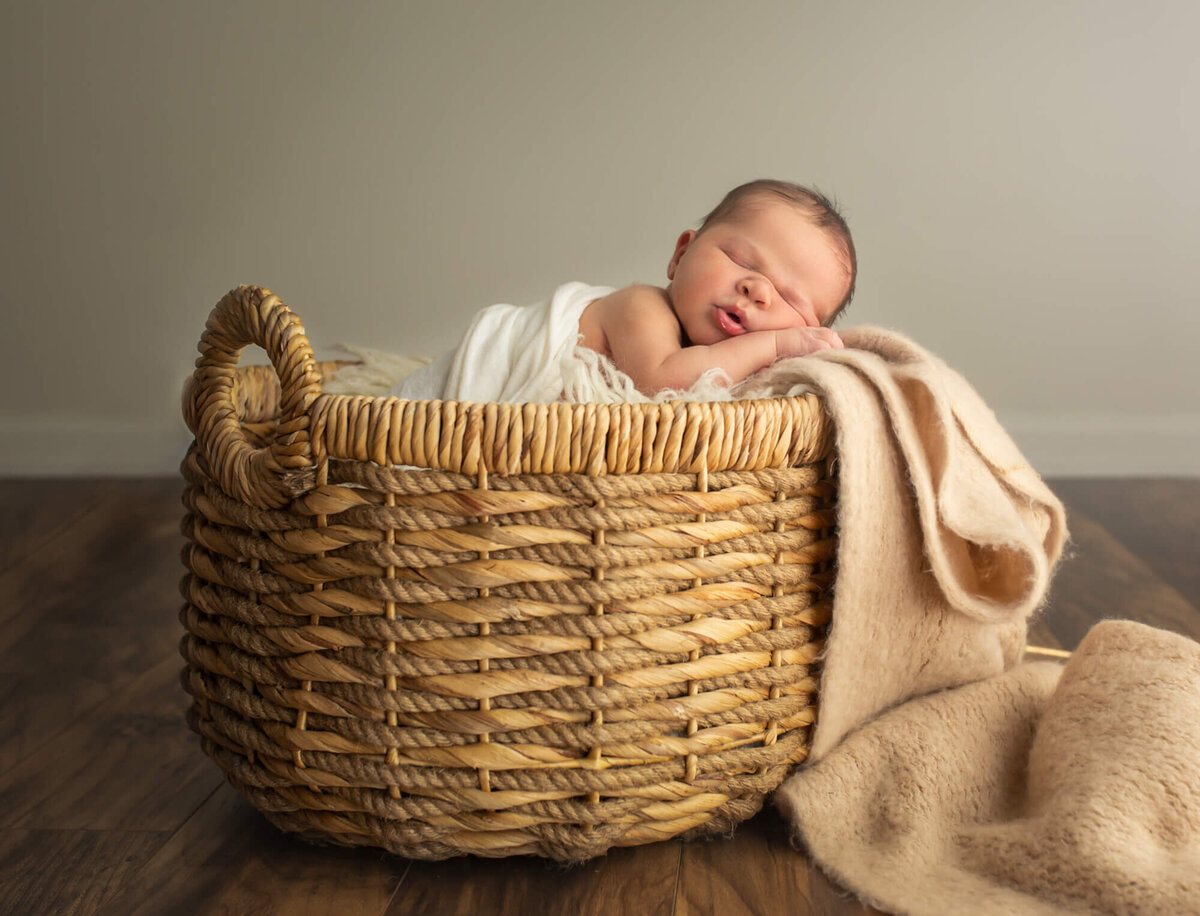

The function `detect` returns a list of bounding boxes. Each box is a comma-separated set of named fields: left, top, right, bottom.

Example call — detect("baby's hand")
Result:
left=774, top=326, right=844, bottom=360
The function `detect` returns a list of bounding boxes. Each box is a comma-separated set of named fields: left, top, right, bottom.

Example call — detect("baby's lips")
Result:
left=714, top=305, right=747, bottom=336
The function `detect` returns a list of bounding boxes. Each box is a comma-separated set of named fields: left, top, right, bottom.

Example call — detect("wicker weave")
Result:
left=180, top=285, right=837, bottom=862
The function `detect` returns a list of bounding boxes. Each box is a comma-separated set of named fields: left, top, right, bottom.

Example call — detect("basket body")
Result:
left=180, top=287, right=836, bottom=862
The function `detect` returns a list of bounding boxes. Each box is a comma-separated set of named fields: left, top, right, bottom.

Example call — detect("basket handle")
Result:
left=186, top=285, right=323, bottom=508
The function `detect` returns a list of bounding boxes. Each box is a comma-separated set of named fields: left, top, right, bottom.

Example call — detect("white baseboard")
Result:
left=0, top=412, right=1196, bottom=477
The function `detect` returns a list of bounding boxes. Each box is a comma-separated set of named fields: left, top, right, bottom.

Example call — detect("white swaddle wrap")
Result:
left=324, top=281, right=754, bottom=404
left=390, top=282, right=614, bottom=403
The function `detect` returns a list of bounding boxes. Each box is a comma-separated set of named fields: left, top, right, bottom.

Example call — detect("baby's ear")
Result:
left=667, top=230, right=696, bottom=280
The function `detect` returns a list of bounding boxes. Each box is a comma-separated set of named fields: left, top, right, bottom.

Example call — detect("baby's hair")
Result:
left=698, top=179, right=857, bottom=321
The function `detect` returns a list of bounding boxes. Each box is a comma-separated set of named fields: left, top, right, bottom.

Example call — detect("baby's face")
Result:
left=665, top=198, right=850, bottom=346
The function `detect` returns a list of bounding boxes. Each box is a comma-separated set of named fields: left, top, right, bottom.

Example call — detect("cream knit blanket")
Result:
left=740, top=327, right=1067, bottom=759
left=745, top=329, right=1199, bottom=914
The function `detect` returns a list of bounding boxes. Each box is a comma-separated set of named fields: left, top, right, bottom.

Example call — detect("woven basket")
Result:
left=179, top=285, right=837, bottom=862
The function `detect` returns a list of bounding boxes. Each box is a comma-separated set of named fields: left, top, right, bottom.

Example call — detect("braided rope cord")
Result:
left=185, top=286, right=323, bottom=509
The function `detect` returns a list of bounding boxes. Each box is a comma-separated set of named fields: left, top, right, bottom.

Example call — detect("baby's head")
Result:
left=699, top=180, right=856, bottom=319
left=666, top=179, right=856, bottom=344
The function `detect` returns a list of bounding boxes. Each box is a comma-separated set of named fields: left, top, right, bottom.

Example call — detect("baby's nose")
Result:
left=739, top=277, right=771, bottom=307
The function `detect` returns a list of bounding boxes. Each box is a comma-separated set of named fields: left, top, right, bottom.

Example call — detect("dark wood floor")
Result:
left=1, top=477, right=1197, bottom=916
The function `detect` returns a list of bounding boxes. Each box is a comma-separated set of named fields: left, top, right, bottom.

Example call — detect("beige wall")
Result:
left=3, top=0, right=1197, bottom=474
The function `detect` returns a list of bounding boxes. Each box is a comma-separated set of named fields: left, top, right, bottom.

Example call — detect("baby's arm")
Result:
left=591, top=286, right=840, bottom=396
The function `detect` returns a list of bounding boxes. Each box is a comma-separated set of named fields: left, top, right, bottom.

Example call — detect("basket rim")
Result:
left=183, top=285, right=833, bottom=508
left=187, top=359, right=834, bottom=478
left=308, top=384, right=833, bottom=476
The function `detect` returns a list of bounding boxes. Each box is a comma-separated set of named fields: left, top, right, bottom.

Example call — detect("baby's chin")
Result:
left=681, top=324, right=723, bottom=348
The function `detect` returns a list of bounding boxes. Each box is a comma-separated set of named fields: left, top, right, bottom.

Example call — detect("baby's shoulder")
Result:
left=596, top=285, right=678, bottom=335
left=580, top=285, right=674, bottom=356
left=603, top=284, right=673, bottom=316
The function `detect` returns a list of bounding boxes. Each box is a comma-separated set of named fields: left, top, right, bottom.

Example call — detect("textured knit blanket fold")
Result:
left=742, top=329, right=1200, bottom=913
left=776, top=621, right=1200, bottom=914
left=739, top=326, right=1068, bottom=759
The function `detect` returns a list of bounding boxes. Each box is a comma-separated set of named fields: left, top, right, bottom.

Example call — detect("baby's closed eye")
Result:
left=723, top=247, right=750, bottom=269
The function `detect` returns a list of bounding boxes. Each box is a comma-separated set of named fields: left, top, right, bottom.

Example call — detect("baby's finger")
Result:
left=814, top=327, right=844, bottom=349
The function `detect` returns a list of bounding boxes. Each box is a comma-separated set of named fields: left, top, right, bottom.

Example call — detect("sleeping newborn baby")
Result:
left=579, top=180, right=854, bottom=397
left=368, top=179, right=856, bottom=404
